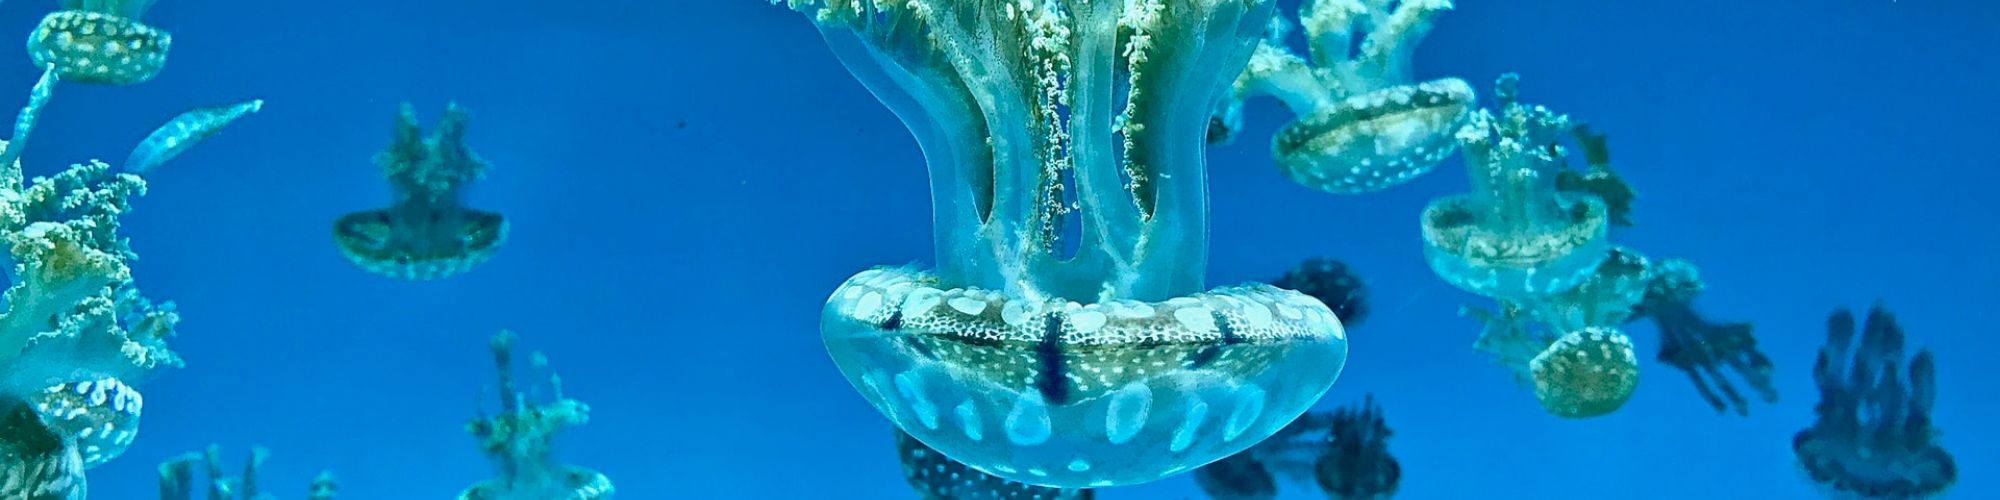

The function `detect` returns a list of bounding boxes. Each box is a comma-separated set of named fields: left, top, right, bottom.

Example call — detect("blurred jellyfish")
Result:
left=1421, top=74, right=1610, bottom=300
left=459, top=331, right=612, bottom=500
left=334, top=103, right=508, bottom=280
left=779, top=0, right=1351, bottom=487
left=125, top=99, right=265, bottom=174
left=894, top=429, right=1092, bottom=500
left=0, top=398, right=86, bottom=500
left=158, top=445, right=333, bottom=500
left=1794, top=306, right=1954, bottom=499
left=1631, top=259, right=1775, bottom=415
left=1270, top=257, right=1370, bottom=328
left=1194, top=396, right=1400, bottom=500
left=1465, top=291, right=1640, bottom=419
left=27, top=0, right=173, bottom=86
left=1212, top=0, right=1474, bottom=194
left=1557, top=125, right=1634, bottom=227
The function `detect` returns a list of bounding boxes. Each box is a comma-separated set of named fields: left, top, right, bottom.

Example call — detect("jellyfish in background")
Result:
left=157, top=445, right=340, bottom=500
left=1270, top=257, right=1369, bottom=329
left=1210, top=0, right=1474, bottom=194
left=1193, top=396, right=1400, bottom=500
left=27, top=0, right=173, bottom=86
left=776, top=0, right=1350, bottom=487
left=1794, top=306, right=1954, bottom=499
left=1623, top=259, right=1775, bottom=415
left=1420, top=74, right=1610, bottom=300
left=894, top=429, right=1092, bottom=500
left=333, top=103, right=509, bottom=280
left=460, top=331, right=613, bottom=500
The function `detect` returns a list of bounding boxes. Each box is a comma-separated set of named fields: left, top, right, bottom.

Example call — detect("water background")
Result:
left=3, top=0, right=1993, bottom=498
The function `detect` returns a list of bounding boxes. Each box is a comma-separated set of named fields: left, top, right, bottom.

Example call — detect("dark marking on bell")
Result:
left=1034, top=313, right=1071, bottom=405
left=1186, top=310, right=1243, bottom=370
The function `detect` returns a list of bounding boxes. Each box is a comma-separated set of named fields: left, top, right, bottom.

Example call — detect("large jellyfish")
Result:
left=333, top=103, right=509, bottom=281
left=1269, top=257, right=1369, bottom=329
left=1210, top=0, right=1473, bottom=194
left=1794, top=306, right=1954, bottom=499
left=1631, top=259, right=1774, bottom=415
left=1193, top=396, right=1399, bottom=500
left=157, top=445, right=340, bottom=500
left=775, top=0, right=1350, bottom=487
left=459, top=331, right=613, bottom=500
left=894, top=429, right=1092, bottom=500
left=27, top=0, right=173, bottom=86
left=1420, top=74, right=1610, bottom=300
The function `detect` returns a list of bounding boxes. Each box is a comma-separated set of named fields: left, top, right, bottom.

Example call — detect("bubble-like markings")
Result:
left=1005, top=394, right=1053, bottom=446
left=1103, top=381, right=1153, bottom=445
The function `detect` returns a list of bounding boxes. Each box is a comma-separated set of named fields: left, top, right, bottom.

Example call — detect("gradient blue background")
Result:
left=2, top=0, right=1993, bottom=498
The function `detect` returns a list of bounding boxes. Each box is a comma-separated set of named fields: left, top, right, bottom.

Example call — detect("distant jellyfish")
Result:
left=334, top=103, right=508, bottom=280
left=1194, top=396, right=1400, bottom=500
left=894, top=429, right=1092, bottom=500
left=1271, top=257, right=1371, bottom=328
left=458, top=331, right=612, bottom=500
left=31, top=376, right=143, bottom=468
left=0, top=398, right=86, bottom=500
left=1193, top=451, right=1278, bottom=500
left=1420, top=74, right=1610, bottom=300
left=1794, top=306, right=1955, bottom=499
left=1527, top=327, right=1639, bottom=419
left=1632, top=259, right=1776, bottom=415
left=27, top=0, right=173, bottom=86
left=125, top=99, right=264, bottom=174
left=1314, top=396, right=1399, bottom=500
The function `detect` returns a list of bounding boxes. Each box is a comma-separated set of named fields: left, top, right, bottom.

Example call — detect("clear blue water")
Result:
left=5, top=0, right=1994, bottom=498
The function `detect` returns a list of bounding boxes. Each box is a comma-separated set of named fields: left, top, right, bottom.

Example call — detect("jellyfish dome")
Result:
left=26, top=0, right=173, bottom=86
left=334, top=103, right=509, bottom=280
left=779, top=0, right=1350, bottom=487
left=1420, top=74, right=1610, bottom=300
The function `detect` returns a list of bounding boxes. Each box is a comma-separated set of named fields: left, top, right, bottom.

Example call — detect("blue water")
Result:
left=5, top=0, right=1994, bottom=498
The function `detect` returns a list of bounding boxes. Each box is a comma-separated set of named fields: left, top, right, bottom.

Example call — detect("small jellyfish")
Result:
left=1215, top=0, right=1475, bottom=194
left=0, top=398, right=86, bottom=500
left=1527, top=327, right=1639, bottom=419
left=1270, top=257, right=1371, bottom=328
left=1632, top=259, right=1776, bottom=415
left=1420, top=74, right=1611, bottom=300
left=334, top=103, right=508, bottom=280
left=1193, top=396, right=1399, bottom=500
left=459, top=331, right=612, bottom=500
left=125, top=99, right=264, bottom=174
left=894, top=429, right=1092, bottom=500
left=1794, top=306, right=1954, bottom=499
left=27, top=0, right=173, bottom=86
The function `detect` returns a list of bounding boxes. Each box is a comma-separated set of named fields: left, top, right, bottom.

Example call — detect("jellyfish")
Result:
left=26, top=0, right=173, bottom=86
left=1420, top=74, right=1611, bottom=300
left=157, top=445, right=339, bottom=500
left=1270, top=257, right=1370, bottom=329
left=1193, top=396, right=1399, bottom=500
left=333, top=103, right=509, bottom=281
left=459, top=331, right=613, bottom=500
left=1465, top=295, right=1640, bottom=419
left=1631, top=259, right=1775, bottom=415
left=1793, top=306, right=1954, bottom=499
left=776, top=0, right=1351, bottom=487
left=0, top=398, right=86, bottom=500
left=1556, top=124, right=1634, bottom=228
left=1210, top=0, right=1474, bottom=194
left=125, top=99, right=265, bottom=174
left=894, top=429, right=1092, bottom=500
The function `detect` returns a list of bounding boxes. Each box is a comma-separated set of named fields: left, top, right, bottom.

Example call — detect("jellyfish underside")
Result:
left=895, top=429, right=1091, bottom=500
left=1272, top=80, right=1473, bottom=194
left=334, top=104, right=508, bottom=280
left=1794, top=307, right=1954, bottom=499
left=1421, top=75, right=1609, bottom=300
left=0, top=398, right=86, bottom=500
left=27, top=2, right=171, bottom=86
left=795, top=0, right=1349, bottom=488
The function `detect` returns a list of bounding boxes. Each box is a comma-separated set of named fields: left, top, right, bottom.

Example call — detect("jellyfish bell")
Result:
left=1192, top=452, right=1278, bottom=500
left=0, top=398, right=86, bottom=500
left=27, top=9, right=171, bottom=86
left=1528, top=327, right=1639, bottom=418
left=1273, top=78, right=1474, bottom=194
left=824, top=269, right=1348, bottom=488
left=32, top=376, right=142, bottom=469
left=456, top=466, right=613, bottom=500
left=333, top=206, right=508, bottom=281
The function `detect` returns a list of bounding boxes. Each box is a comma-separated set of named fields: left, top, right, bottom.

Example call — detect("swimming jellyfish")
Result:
left=1463, top=249, right=1643, bottom=421
left=1211, top=0, right=1474, bottom=194
left=894, top=429, right=1092, bottom=500
left=157, top=445, right=339, bottom=500
left=1632, top=259, right=1775, bottom=415
left=459, top=331, right=613, bottom=500
left=1193, top=396, right=1399, bottom=500
left=333, top=103, right=509, bottom=280
left=1270, top=257, right=1370, bottom=329
left=775, top=0, right=1351, bottom=487
left=27, top=0, right=173, bottom=86
left=1793, top=306, right=1954, bottom=499
left=1421, top=74, right=1610, bottom=300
